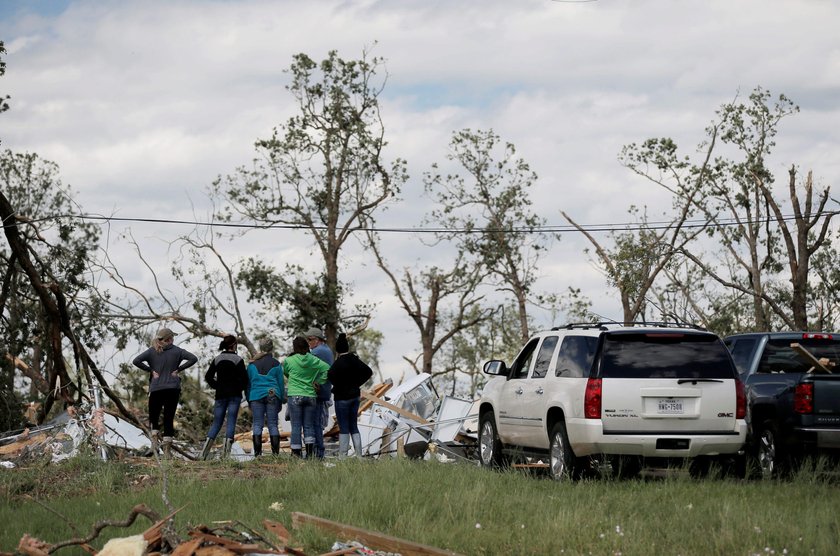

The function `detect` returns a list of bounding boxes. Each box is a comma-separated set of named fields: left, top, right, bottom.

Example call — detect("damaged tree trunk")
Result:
left=0, top=191, right=139, bottom=426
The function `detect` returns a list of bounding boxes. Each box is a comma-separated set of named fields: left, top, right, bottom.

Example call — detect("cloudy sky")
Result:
left=2, top=0, right=839, bottom=382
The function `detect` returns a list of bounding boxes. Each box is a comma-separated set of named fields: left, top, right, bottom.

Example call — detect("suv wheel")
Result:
left=549, top=422, right=577, bottom=481
left=479, top=411, right=506, bottom=468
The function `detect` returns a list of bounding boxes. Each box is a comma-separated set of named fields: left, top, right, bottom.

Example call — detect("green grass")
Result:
left=2, top=454, right=840, bottom=555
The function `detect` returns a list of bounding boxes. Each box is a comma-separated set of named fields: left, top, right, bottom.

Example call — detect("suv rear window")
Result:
left=757, top=338, right=840, bottom=374
left=598, top=332, right=735, bottom=379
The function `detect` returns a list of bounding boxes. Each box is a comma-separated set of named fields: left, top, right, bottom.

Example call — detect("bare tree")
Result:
left=370, top=239, right=493, bottom=376
left=561, top=205, right=705, bottom=324
left=621, top=88, right=837, bottom=330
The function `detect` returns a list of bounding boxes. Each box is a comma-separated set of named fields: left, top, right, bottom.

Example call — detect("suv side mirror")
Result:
left=483, top=360, right=507, bottom=376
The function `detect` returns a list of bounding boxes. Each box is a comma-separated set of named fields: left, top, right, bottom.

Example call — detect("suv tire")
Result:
left=549, top=421, right=577, bottom=481
left=479, top=411, right=506, bottom=469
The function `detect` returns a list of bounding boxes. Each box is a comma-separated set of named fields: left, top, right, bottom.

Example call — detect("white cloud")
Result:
left=2, top=0, right=839, bottom=382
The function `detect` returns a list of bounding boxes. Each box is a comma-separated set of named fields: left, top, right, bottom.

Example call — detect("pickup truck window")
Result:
left=555, top=336, right=598, bottom=378
left=757, top=338, right=840, bottom=374
left=728, top=338, right=758, bottom=375
left=599, top=333, right=734, bottom=379
left=532, top=336, right=559, bottom=379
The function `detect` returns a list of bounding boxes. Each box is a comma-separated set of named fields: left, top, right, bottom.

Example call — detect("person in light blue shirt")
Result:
left=305, top=327, right=334, bottom=458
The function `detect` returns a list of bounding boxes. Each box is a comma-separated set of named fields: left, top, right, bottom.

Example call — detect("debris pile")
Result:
left=10, top=505, right=463, bottom=555
left=1, top=373, right=478, bottom=466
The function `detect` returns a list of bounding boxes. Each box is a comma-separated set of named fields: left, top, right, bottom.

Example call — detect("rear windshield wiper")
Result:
left=677, top=378, right=724, bottom=384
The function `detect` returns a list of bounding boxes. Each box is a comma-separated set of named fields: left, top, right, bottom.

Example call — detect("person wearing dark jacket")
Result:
left=200, top=334, right=248, bottom=460
left=328, top=333, right=373, bottom=458
left=132, top=327, right=198, bottom=456
left=246, top=337, right=284, bottom=456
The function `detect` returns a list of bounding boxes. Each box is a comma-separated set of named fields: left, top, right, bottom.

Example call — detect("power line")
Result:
left=9, top=210, right=838, bottom=235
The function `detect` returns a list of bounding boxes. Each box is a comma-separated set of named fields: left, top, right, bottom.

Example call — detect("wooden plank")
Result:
left=170, top=538, right=202, bottom=556
left=291, top=512, right=463, bottom=556
left=358, top=382, right=392, bottom=414
left=511, top=463, right=549, bottom=469
left=360, top=392, right=429, bottom=425
left=791, top=342, right=835, bottom=373
left=262, top=519, right=291, bottom=545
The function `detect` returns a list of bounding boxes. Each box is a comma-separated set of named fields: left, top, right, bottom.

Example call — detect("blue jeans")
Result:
left=335, top=397, right=360, bottom=434
left=250, top=394, right=281, bottom=436
left=207, top=396, right=242, bottom=439
left=288, top=396, right=317, bottom=448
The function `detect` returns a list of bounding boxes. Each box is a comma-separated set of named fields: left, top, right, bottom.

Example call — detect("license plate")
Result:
left=657, top=399, right=684, bottom=414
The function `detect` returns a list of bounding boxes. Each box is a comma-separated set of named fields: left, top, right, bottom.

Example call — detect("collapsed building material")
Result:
left=291, top=512, right=464, bottom=556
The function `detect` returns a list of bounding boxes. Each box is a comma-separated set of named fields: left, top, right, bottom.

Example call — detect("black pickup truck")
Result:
left=724, top=332, right=840, bottom=478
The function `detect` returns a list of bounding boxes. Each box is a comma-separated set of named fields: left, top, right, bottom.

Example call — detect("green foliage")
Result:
left=424, top=129, right=558, bottom=343
left=433, top=303, right=523, bottom=398
left=0, top=150, right=106, bottom=416
left=620, top=87, right=837, bottom=331
left=236, top=259, right=341, bottom=339
left=215, top=47, right=407, bottom=345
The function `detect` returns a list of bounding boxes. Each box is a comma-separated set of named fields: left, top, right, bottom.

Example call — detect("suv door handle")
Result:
left=515, top=387, right=523, bottom=395
left=535, top=387, right=544, bottom=395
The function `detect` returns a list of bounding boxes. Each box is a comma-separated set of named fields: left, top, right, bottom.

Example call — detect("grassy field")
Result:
left=2, top=453, right=840, bottom=555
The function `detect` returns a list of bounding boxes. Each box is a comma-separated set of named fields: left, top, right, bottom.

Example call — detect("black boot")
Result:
left=270, top=435, right=280, bottom=456
left=252, top=434, right=262, bottom=457
left=305, top=443, right=315, bottom=459
left=291, top=448, right=302, bottom=458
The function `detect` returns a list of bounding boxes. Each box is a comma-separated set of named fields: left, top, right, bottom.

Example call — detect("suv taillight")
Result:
left=735, top=378, right=746, bottom=419
left=584, top=378, right=602, bottom=419
left=794, top=383, right=814, bottom=414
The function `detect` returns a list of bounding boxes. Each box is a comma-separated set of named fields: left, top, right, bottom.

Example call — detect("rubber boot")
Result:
left=199, top=437, right=214, bottom=461
left=291, top=448, right=303, bottom=458
left=305, top=442, right=316, bottom=459
left=351, top=433, right=363, bottom=458
left=222, top=438, right=233, bottom=458
left=161, top=436, right=173, bottom=458
left=270, top=435, right=280, bottom=456
left=338, top=433, right=350, bottom=459
left=252, top=434, right=262, bottom=457
left=149, top=430, right=160, bottom=454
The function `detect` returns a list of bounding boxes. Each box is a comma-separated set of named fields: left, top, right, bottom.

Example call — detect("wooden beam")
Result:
left=358, top=382, right=393, bottom=414
left=291, top=512, right=463, bottom=556
left=360, top=391, right=429, bottom=424
left=791, top=342, right=835, bottom=373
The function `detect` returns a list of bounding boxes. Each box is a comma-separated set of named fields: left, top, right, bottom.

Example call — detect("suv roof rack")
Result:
left=552, top=321, right=707, bottom=331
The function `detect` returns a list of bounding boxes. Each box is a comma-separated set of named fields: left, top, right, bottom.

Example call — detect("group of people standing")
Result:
left=132, top=326, right=373, bottom=460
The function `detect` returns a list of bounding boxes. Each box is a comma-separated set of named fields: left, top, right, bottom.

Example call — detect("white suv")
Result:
left=478, top=323, right=747, bottom=479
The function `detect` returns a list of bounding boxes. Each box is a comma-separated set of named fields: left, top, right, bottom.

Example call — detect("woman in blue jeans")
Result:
left=246, top=337, right=284, bottom=456
left=201, top=334, right=248, bottom=459
left=283, top=336, right=330, bottom=458
left=328, top=333, right=373, bottom=458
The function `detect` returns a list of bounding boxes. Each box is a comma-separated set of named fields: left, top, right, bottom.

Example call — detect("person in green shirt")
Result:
left=283, top=336, right=330, bottom=458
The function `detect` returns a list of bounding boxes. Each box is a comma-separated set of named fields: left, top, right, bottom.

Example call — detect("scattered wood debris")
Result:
left=292, top=512, right=463, bottom=556
left=7, top=506, right=464, bottom=556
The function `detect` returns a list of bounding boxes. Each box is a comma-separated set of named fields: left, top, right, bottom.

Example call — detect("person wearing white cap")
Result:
left=132, top=327, right=198, bottom=456
left=305, top=327, right=334, bottom=458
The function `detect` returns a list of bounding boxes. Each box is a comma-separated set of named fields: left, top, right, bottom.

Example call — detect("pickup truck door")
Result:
left=496, top=338, right=539, bottom=445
